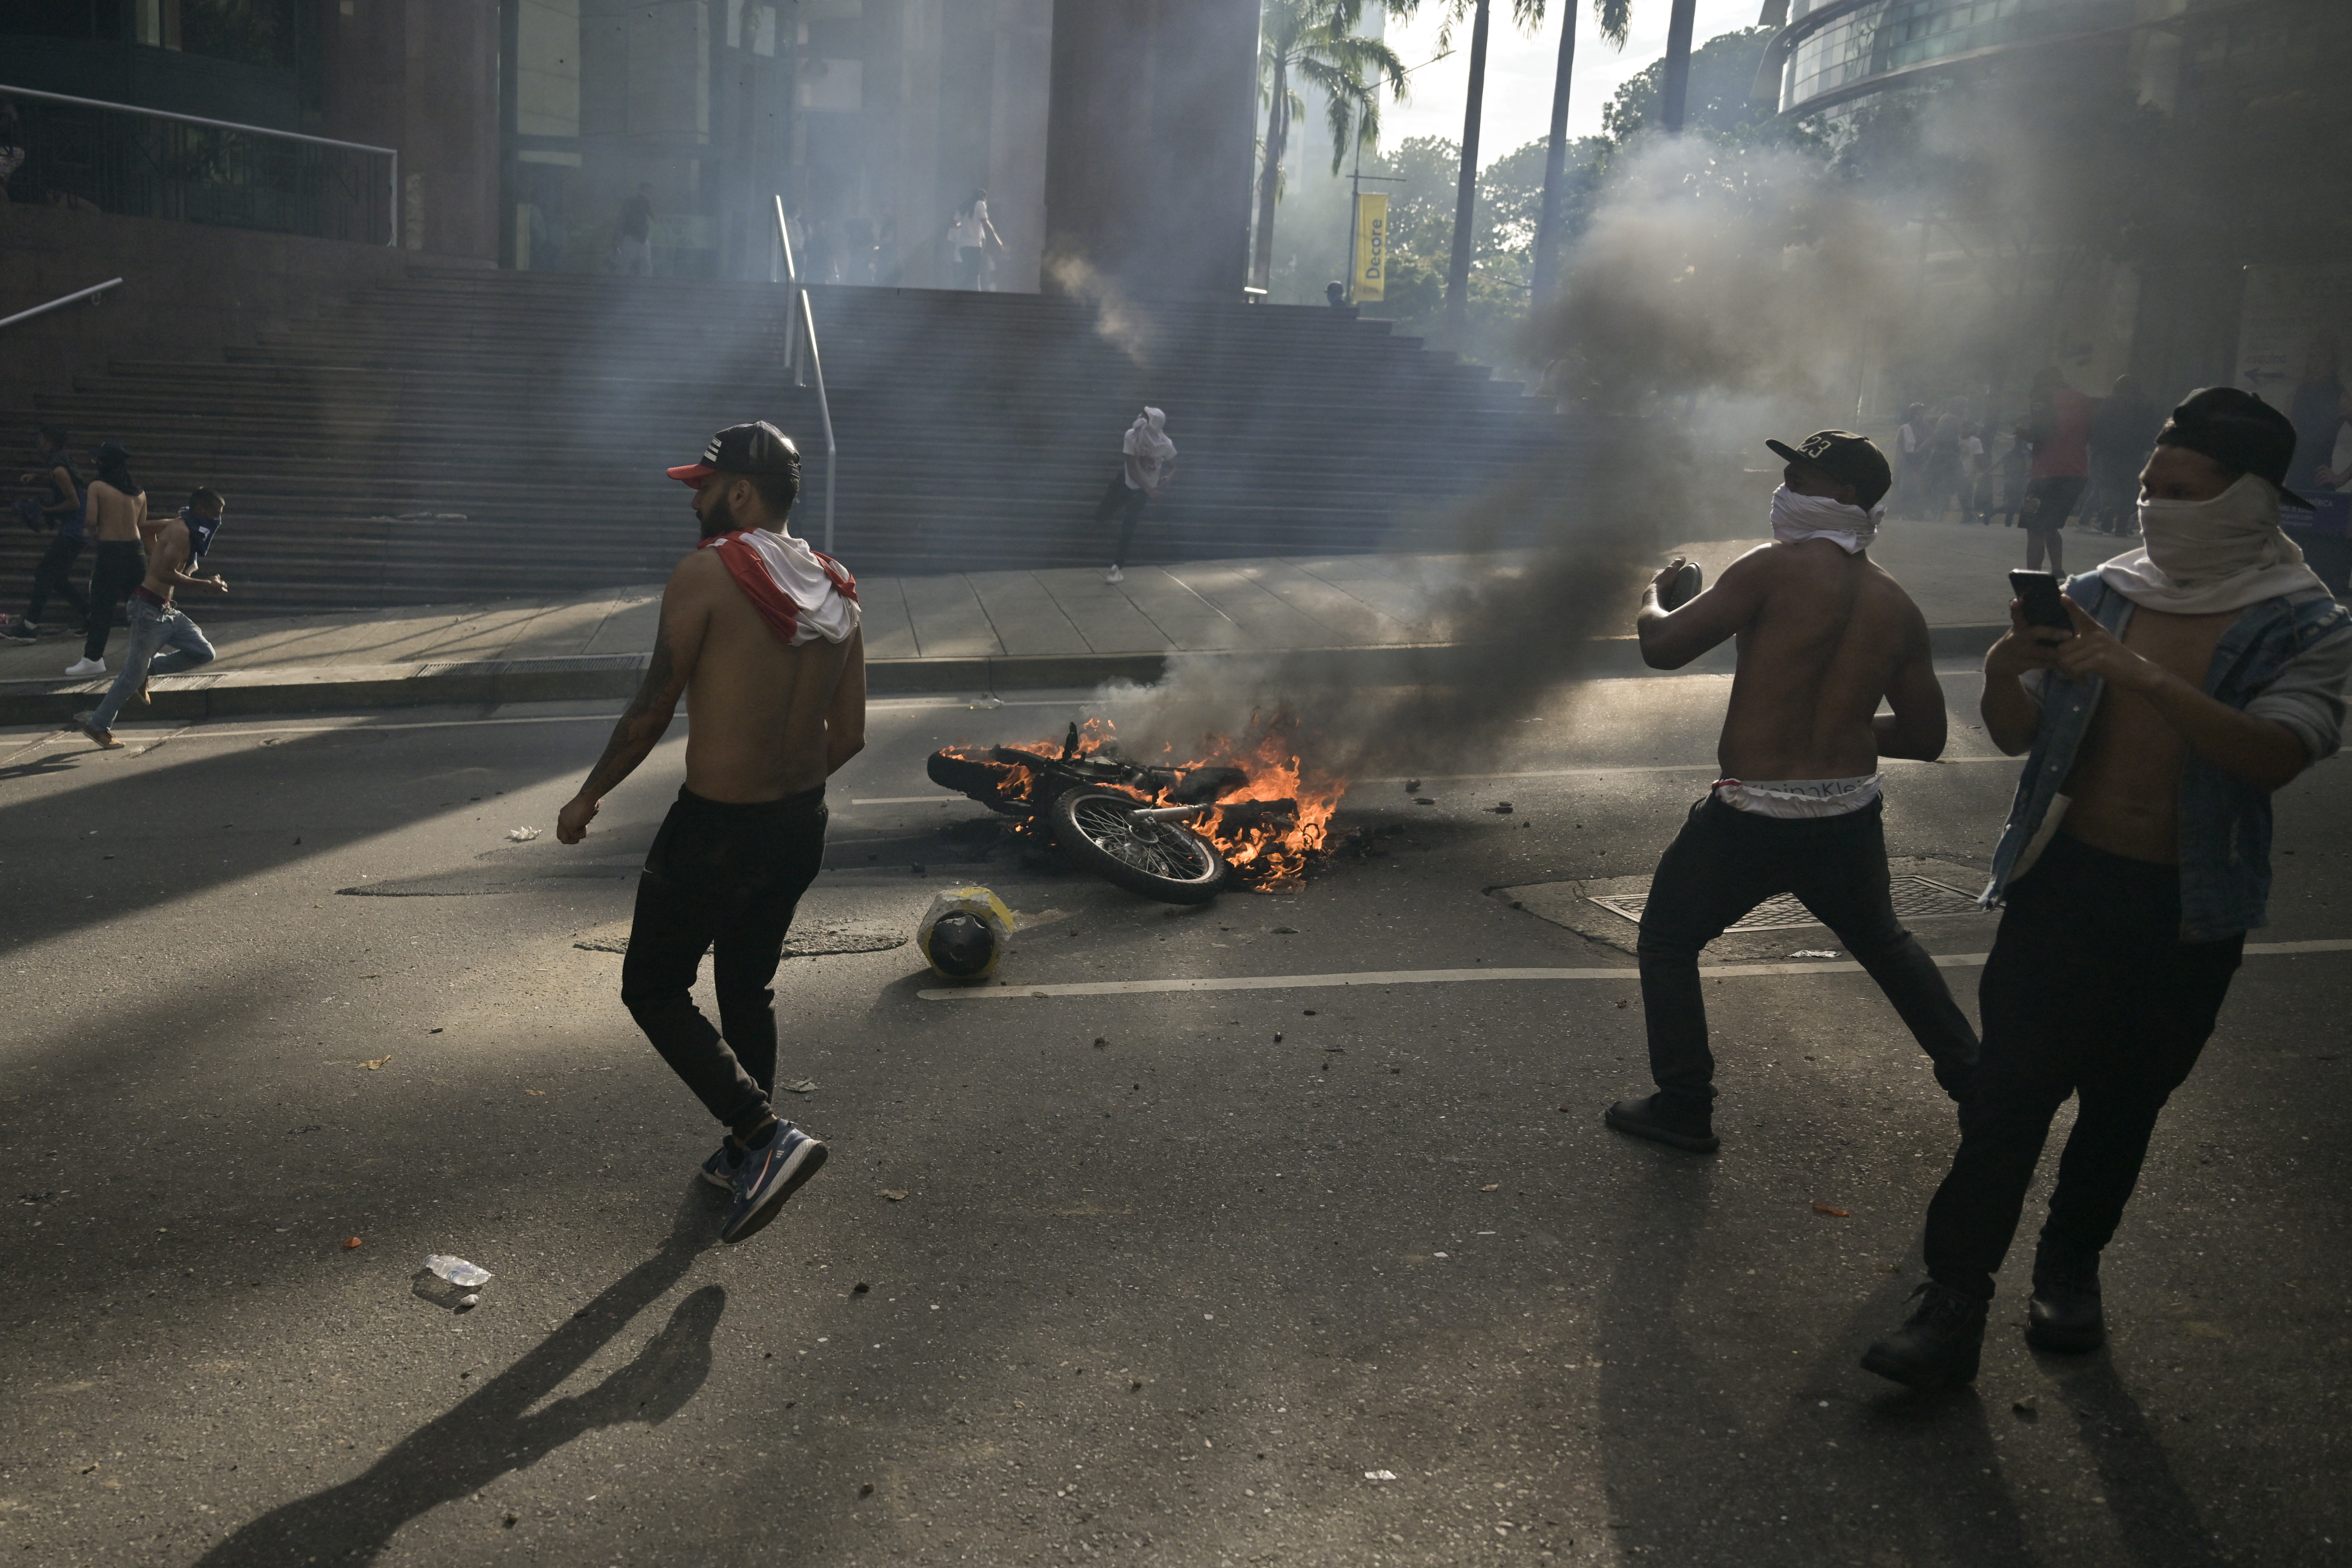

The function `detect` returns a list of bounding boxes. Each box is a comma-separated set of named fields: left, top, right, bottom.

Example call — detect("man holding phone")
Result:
left=1604, top=430, right=1979, bottom=1153
left=1864, top=388, right=2352, bottom=1389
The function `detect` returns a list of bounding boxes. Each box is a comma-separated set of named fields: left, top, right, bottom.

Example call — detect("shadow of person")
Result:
left=197, top=1194, right=725, bottom=1567
left=2049, top=1351, right=2228, bottom=1568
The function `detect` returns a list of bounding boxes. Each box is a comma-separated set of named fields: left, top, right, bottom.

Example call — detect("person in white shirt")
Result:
left=948, top=189, right=1000, bottom=291
left=1096, top=407, right=1176, bottom=585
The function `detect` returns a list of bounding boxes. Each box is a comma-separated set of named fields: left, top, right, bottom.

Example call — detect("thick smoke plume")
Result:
left=1099, top=137, right=1906, bottom=776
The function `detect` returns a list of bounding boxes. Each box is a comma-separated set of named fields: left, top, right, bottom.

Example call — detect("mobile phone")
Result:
left=2009, top=570, right=2072, bottom=631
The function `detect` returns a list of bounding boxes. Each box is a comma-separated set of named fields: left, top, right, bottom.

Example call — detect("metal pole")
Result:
left=799, top=290, right=837, bottom=554
left=0, top=278, right=123, bottom=332
left=389, top=149, right=399, bottom=248
left=772, top=194, right=801, bottom=384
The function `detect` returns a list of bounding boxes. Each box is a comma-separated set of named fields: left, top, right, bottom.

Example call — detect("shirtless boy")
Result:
left=1604, top=430, right=1979, bottom=1154
left=74, top=487, right=227, bottom=749
left=557, top=423, right=866, bottom=1244
left=67, top=441, right=146, bottom=677
left=1863, top=388, right=2351, bottom=1389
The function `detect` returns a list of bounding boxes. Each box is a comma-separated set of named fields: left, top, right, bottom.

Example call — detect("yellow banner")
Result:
left=1353, top=193, right=1388, bottom=303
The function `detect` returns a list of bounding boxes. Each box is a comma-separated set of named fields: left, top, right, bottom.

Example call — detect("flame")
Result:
left=936, top=715, right=1347, bottom=891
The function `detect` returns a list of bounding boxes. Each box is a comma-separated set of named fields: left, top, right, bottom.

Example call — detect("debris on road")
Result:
left=783, top=1079, right=817, bottom=1094
left=343, top=1237, right=363, bottom=1249
left=1094, top=1036, right=1109, bottom=1048
left=507, top=826, right=540, bottom=841
left=1489, top=803, right=1515, bottom=814
left=1789, top=950, right=1841, bottom=960
left=1413, top=797, right=1436, bottom=807
left=359, top=1055, right=392, bottom=1071
left=1403, top=780, right=1420, bottom=793
left=880, top=1189, right=909, bottom=1202
left=1480, top=1184, right=1500, bottom=1192
left=2013, top=1395, right=2040, bottom=1419
left=1365, top=1469, right=1399, bottom=1482
left=1811, top=1203, right=1851, bottom=1217
left=918, top=888, right=1014, bottom=983
left=425, top=1254, right=493, bottom=1288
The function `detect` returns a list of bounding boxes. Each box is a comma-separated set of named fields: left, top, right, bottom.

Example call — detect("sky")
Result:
left=1376, top=0, right=1773, bottom=164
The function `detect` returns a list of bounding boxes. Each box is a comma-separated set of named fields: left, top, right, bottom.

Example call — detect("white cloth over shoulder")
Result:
left=702, top=526, right=861, bottom=647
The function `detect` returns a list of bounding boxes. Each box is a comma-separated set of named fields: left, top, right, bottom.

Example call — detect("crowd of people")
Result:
left=1619, top=386, right=2346, bottom=1390
left=6, top=426, right=229, bottom=746
left=1888, top=371, right=2164, bottom=543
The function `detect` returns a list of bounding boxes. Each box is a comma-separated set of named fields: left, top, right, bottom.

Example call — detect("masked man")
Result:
left=1604, top=431, right=1978, bottom=1154
left=1864, top=389, right=2352, bottom=1390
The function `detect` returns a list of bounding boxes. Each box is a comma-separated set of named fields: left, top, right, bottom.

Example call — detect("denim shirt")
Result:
left=1981, top=572, right=2352, bottom=942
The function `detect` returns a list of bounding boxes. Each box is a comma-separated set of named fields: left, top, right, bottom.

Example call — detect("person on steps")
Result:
left=1603, top=430, right=1979, bottom=1155
left=74, top=488, right=227, bottom=749
left=67, top=442, right=145, bottom=677
left=557, top=422, right=865, bottom=1246
left=9, top=425, right=88, bottom=641
left=1098, top=407, right=1176, bottom=586
left=1862, top=389, right=2352, bottom=1391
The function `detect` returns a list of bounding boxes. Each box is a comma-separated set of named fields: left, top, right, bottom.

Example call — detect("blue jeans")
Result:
left=92, top=597, right=214, bottom=728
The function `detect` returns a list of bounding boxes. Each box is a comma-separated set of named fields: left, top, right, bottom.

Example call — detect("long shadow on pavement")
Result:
left=2052, top=1351, right=2230, bottom=1568
left=193, top=1194, right=723, bottom=1568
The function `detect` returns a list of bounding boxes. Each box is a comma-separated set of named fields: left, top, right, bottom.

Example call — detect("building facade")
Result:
left=3, top=0, right=1261, bottom=300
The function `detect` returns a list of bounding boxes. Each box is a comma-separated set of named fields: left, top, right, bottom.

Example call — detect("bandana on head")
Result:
left=2097, top=473, right=2327, bottom=615
left=1770, top=485, right=1883, bottom=555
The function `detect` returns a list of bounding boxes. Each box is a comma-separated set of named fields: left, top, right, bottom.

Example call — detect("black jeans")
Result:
left=1095, top=474, right=1149, bottom=566
left=27, top=532, right=88, bottom=625
left=620, top=785, right=828, bottom=1134
left=1924, top=834, right=2242, bottom=1300
left=1636, top=794, right=1979, bottom=1109
left=82, top=540, right=143, bottom=660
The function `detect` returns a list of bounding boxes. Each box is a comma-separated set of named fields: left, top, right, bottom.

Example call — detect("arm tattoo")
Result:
left=577, top=639, right=680, bottom=800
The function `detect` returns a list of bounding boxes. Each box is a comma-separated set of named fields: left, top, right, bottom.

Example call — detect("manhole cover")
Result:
left=1587, top=876, right=1984, bottom=932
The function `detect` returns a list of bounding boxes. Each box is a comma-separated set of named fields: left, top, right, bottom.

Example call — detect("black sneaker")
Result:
left=1603, top=1092, right=1719, bottom=1153
left=1, top=619, right=35, bottom=643
left=1862, top=1281, right=1986, bottom=1390
left=2027, top=1237, right=2104, bottom=1353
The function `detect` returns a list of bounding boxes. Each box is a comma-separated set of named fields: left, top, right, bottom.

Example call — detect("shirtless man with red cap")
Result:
left=558, top=422, right=867, bottom=1244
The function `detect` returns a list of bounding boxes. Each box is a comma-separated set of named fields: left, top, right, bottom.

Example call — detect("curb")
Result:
left=0, top=625, right=2010, bottom=726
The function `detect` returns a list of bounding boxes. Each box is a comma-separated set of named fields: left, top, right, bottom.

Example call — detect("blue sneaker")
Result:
left=722, top=1122, right=826, bottom=1244
left=698, top=1143, right=741, bottom=1190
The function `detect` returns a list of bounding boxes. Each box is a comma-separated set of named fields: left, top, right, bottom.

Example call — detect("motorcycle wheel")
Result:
left=1048, top=788, right=1229, bottom=905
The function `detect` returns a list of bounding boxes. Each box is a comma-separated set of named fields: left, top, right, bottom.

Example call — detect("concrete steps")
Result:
left=8, top=270, right=1582, bottom=616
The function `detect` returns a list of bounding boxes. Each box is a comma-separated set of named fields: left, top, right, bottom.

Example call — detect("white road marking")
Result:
left=850, top=795, right=958, bottom=806
left=917, top=940, right=2352, bottom=1001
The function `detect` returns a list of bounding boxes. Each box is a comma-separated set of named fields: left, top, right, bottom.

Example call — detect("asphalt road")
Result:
left=1, top=669, right=2347, bottom=1568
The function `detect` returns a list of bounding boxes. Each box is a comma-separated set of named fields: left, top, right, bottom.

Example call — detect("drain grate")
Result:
left=1588, top=876, right=1986, bottom=933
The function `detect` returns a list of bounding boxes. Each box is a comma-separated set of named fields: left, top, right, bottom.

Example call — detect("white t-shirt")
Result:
left=951, top=200, right=989, bottom=250
left=1121, top=418, right=1174, bottom=490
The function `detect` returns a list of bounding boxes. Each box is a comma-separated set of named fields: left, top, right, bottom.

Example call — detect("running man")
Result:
left=557, top=422, right=865, bottom=1244
left=74, top=487, right=226, bottom=748
left=1603, top=430, right=1979, bottom=1153
left=68, top=442, right=146, bottom=676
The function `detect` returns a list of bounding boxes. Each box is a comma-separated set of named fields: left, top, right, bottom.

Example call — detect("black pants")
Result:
left=2021, top=476, right=2087, bottom=535
left=620, top=785, right=828, bottom=1133
left=27, top=532, right=88, bottom=625
left=1924, top=834, right=2242, bottom=1300
left=82, top=540, right=143, bottom=660
left=1095, top=474, right=1149, bottom=566
left=1636, top=794, right=1979, bottom=1108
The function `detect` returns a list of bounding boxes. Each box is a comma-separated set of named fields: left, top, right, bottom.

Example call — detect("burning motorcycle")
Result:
left=926, top=719, right=1340, bottom=905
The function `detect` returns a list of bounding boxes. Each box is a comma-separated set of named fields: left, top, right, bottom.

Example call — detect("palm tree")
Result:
left=1254, top=0, right=1410, bottom=295
left=1533, top=0, right=1636, bottom=304
left=1389, top=0, right=1546, bottom=342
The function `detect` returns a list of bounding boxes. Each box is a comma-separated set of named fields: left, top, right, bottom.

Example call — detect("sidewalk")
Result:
left=0, top=521, right=2048, bottom=724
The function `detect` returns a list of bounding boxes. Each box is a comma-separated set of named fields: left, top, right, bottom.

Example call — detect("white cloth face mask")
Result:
left=2136, top=473, right=2296, bottom=587
left=1770, top=484, right=1883, bottom=554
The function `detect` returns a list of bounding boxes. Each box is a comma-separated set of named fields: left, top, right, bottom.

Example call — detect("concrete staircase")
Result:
left=5, top=269, right=1580, bottom=615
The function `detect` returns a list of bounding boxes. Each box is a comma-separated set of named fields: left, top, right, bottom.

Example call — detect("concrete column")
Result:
left=1043, top=0, right=1257, bottom=301
left=323, top=0, right=501, bottom=261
